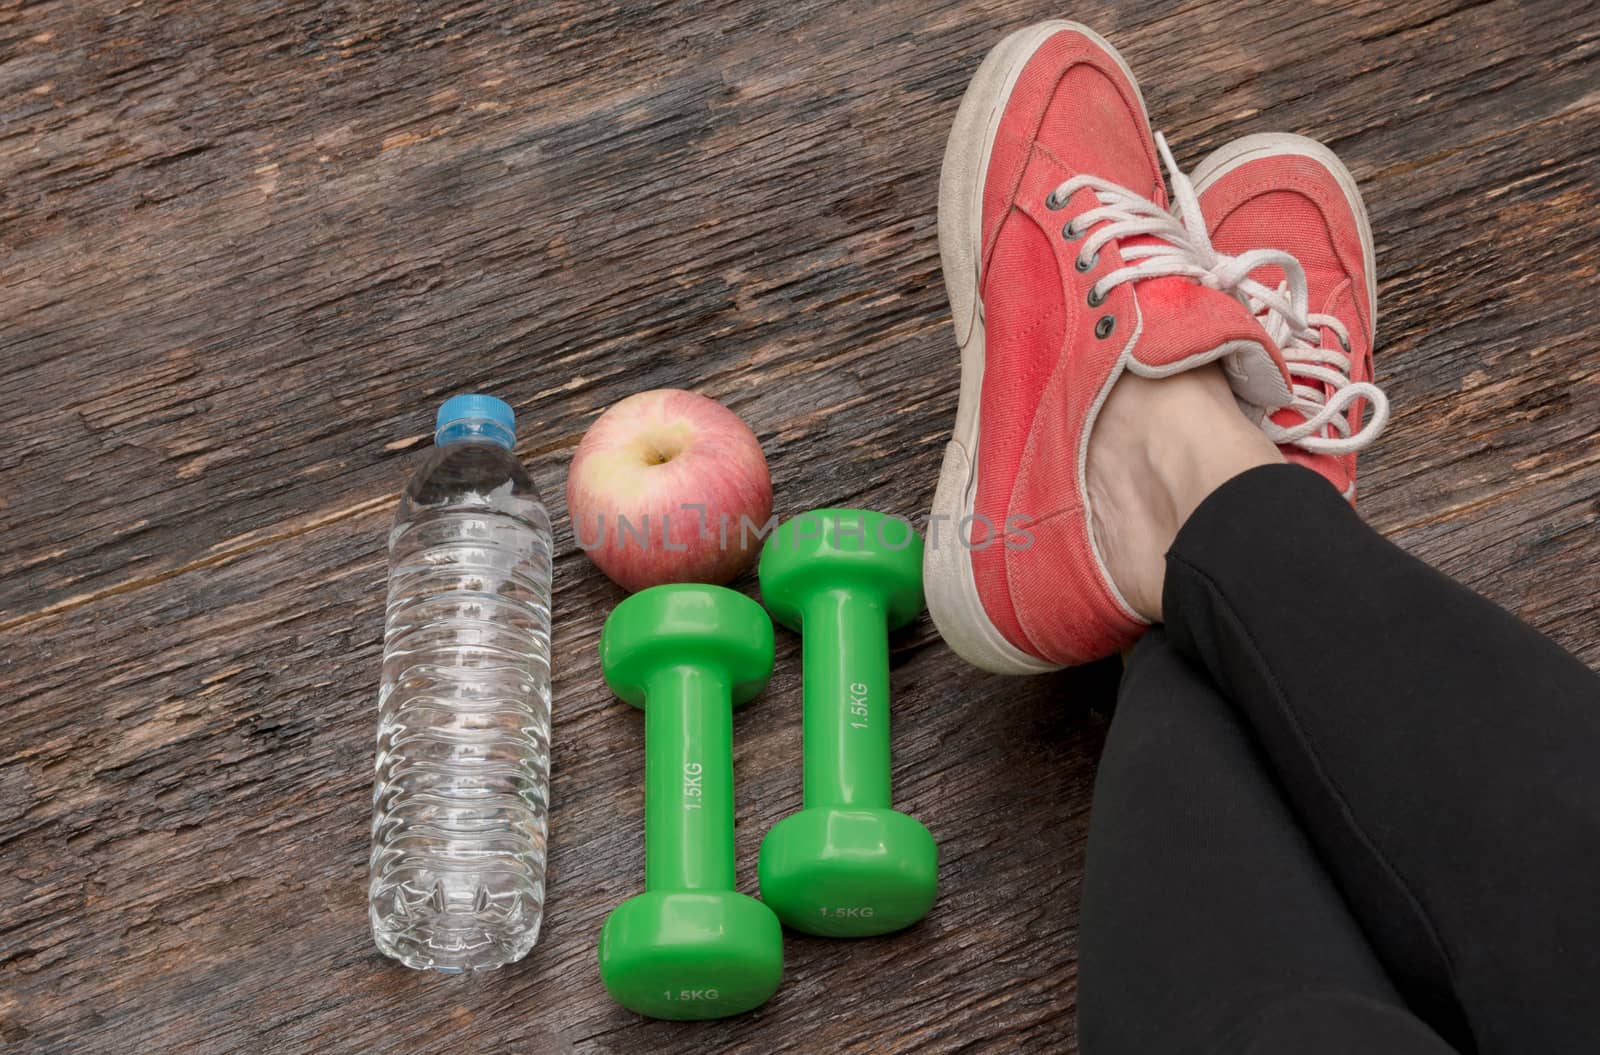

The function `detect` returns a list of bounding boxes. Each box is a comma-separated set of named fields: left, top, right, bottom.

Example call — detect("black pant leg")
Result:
left=1078, top=630, right=1455, bottom=1055
left=1163, top=464, right=1600, bottom=1055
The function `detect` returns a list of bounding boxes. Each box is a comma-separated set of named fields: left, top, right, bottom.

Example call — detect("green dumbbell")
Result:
left=597, top=584, right=783, bottom=1020
left=757, top=509, right=938, bottom=937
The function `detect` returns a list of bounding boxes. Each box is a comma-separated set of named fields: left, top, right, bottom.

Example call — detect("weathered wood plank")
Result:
left=2, top=0, right=1597, bottom=1051
left=3, top=0, right=1596, bottom=630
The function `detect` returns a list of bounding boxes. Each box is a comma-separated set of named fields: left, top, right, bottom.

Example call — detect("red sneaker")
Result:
left=1188, top=133, right=1390, bottom=502
left=926, top=22, right=1294, bottom=674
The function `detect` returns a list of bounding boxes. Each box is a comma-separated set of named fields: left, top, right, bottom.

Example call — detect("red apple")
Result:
left=567, top=389, right=773, bottom=592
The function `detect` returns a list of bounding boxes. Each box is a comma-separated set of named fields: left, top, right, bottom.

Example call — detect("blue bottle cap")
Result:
left=436, top=394, right=515, bottom=439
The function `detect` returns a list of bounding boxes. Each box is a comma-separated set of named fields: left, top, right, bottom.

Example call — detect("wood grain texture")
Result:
left=1, top=0, right=1596, bottom=1051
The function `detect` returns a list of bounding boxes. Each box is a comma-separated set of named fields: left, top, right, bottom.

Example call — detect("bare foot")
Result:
left=1087, top=364, right=1283, bottom=621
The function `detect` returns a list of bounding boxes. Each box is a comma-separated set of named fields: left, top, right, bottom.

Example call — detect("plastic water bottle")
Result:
left=369, top=394, right=553, bottom=971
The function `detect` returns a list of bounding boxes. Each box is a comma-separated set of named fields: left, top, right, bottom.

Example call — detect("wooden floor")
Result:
left=2, top=0, right=1596, bottom=1051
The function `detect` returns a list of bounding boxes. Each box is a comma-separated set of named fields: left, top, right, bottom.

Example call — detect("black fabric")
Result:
left=1079, top=464, right=1600, bottom=1055
left=1078, top=631, right=1457, bottom=1055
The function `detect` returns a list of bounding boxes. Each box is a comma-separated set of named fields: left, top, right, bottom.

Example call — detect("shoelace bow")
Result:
left=1044, top=132, right=1389, bottom=455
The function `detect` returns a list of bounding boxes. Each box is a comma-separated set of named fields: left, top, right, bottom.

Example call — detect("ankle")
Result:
left=1088, top=366, right=1282, bottom=621
left=1147, top=375, right=1284, bottom=524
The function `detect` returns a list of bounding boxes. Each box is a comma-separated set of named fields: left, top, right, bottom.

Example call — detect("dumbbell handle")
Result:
left=800, top=589, right=892, bottom=811
left=643, top=666, right=736, bottom=892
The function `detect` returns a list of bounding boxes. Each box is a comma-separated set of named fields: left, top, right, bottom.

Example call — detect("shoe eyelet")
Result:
left=1061, top=221, right=1081, bottom=241
left=1336, top=333, right=1352, bottom=353
left=1074, top=251, right=1098, bottom=273
left=1045, top=191, right=1064, bottom=211
left=1095, top=315, right=1116, bottom=339
left=1087, top=285, right=1106, bottom=307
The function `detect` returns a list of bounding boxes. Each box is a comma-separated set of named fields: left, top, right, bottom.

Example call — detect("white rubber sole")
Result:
left=1187, top=133, right=1377, bottom=346
left=925, top=22, right=1150, bottom=676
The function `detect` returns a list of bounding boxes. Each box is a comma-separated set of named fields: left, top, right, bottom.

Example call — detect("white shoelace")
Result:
left=1044, top=132, right=1389, bottom=455
left=1249, top=282, right=1389, bottom=453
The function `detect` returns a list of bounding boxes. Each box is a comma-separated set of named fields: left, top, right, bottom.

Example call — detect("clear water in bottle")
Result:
left=369, top=394, right=553, bottom=971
